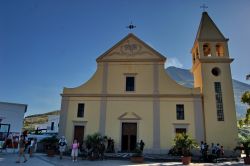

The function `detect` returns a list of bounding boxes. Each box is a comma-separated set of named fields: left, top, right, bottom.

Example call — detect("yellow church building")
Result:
left=59, top=12, right=238, bottom=154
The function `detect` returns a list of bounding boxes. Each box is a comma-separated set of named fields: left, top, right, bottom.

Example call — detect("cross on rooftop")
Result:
left=200, top=4, right=208, bottom=12
left=126, top=22, right=136, bottom=30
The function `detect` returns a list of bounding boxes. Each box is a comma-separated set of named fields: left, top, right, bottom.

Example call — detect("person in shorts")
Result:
left=71, top=139, right=79, bottom=162
left=58, top=136, right=67, bottom=159
left=16, top=135, right=27, bottom=163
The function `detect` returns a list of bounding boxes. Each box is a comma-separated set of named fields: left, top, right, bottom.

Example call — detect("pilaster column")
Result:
left=99, top=62, right=108, bottom=135
left=194, top=98, right=205, bottom=143
left=210, top=42, right=216, bottom=57
left=59, top=96, right=69, bottom=137
left=152, top=63, right=160, bottom=149
left=198, top=42, right=204, bottom=57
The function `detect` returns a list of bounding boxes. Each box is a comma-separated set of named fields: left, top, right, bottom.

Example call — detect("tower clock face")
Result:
left=211, top=67, right=221, bottom=76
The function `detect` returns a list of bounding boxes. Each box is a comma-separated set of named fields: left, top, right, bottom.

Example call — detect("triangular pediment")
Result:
left=97, top=33, right=166, bottom=62
left=118, top=112, right=141, bottom=120
left=195, top=12, right=227, bottom=41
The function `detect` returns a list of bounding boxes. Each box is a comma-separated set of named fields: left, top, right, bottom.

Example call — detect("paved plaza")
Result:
left=0, top=152, right=246, bottom=166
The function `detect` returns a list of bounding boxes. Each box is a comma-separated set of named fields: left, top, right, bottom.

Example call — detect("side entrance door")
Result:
left=121, top=123, right=137, bottom=152
left=74, top=126, right=84, bottom=145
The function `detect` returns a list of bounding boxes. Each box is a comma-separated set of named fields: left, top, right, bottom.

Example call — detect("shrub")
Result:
left=173, top=133, right=198, bottom=156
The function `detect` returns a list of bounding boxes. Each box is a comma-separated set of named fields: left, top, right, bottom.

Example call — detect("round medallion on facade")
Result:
left=211, top=67, right=221, bottom=76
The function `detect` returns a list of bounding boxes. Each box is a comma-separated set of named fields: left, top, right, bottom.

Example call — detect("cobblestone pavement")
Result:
left=0, top=152, right=245, bottom=166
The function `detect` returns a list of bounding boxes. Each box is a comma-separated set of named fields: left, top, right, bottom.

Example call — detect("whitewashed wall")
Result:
left=0, top=102, right=27, bottom=135
left=47, top=115, right=59, bottom=133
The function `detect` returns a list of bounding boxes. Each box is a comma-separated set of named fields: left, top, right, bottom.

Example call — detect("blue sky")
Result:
left=0, top=0, right=249, bottom=116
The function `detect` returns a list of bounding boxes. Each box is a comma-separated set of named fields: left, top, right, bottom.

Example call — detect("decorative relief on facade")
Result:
left=120, top=42, right=142, bottom=56
left=108, top=41, right=153, bottom=58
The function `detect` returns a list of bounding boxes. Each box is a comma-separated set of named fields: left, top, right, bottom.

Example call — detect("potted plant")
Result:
left=238, top=135, right=250, bottom=164
left=173, top=133, right=198, bottom=165
left=131, top=140, right=145, bottom=163
left=40, top=136, right=58, bottom=157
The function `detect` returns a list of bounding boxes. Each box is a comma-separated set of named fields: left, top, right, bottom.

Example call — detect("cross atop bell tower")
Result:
left=200, top=4, right=208, bottom=12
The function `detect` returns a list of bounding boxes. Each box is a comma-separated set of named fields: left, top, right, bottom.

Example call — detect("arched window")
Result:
left=203, top=43, right=211, bottom=57
left=216, top=44, right=224, bottom=56
left=192, top=53, right=195, bottom=63
left=195, top=47, right=199, bottom=56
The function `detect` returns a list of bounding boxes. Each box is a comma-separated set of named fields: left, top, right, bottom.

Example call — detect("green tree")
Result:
left=245, top=109, right=250, bottom=126
left=241, top=91, right=250, bottom=106
left=242, top=91, right=250, bottom=126
left=239, top=119, right=244, bottom=128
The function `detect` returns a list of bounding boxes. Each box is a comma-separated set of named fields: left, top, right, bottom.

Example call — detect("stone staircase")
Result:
left=104, top=153, right=181, bottom=162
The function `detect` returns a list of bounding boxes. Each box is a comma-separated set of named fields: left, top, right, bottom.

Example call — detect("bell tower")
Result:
left=191, top=12, right=238, bottom=150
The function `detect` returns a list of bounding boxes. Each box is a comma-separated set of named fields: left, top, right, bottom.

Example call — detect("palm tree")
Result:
left=85, top=133, right=107, bottom=160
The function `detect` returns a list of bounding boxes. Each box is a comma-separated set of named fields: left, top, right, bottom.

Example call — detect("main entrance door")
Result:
left=74, top=126, right=84, bottom=145
left=121, top=123, right=137, bottom=152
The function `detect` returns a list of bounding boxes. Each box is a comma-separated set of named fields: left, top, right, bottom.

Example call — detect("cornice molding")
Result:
left=192, top=58, right=234, bottom=72
left=61, top=93, right=202, bottom=98
left=97, top=58, right=165, bottom=63
left=197, top=39, right=229, bottom=42
left=198, top=58, right=233, bottom=63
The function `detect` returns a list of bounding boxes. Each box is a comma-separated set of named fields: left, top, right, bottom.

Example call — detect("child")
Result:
left=71, top=139, right=79, bottom=162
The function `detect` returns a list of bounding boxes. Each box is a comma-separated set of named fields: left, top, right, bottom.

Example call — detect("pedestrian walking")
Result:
left=58, top=136, right=67, bottom=159
left=16, top=135, right=28, bottom=163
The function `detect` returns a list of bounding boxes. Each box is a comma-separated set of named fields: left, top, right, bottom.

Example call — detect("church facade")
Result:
left=59, top=12, right=238, bottom=153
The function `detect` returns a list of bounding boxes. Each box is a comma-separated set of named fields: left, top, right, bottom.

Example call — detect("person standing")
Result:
left=71, top=139, right=79, bottom=162
left=29, top=138, right=36, bottom=157
left=16, top=135, right=28, bottom=163
left=139, top=140, right=145, bottom=152
left=211, top=143, right=216, bottom=154
left=220, top=146, right=224, bottom=156
left=58, top=136, right=67, bottom=159
left=200, top=141, right=205, bottom=154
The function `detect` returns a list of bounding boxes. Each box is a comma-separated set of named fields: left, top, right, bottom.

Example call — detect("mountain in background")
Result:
left=25, top=67, right=249, bottom=122
left=166, top=66, right=250, bottom=118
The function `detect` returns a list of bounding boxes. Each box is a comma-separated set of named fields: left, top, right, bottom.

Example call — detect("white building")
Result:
left=47, top=115, right=59, bottom=133
left=0, top=102, right=27, bottom=140
left=34, top=123, right=48, bottom=133
left=34, top=115, right=59, bottom=133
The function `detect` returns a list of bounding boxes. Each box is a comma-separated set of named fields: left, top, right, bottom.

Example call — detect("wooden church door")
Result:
left=121, top=123, right=137, bottom=152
